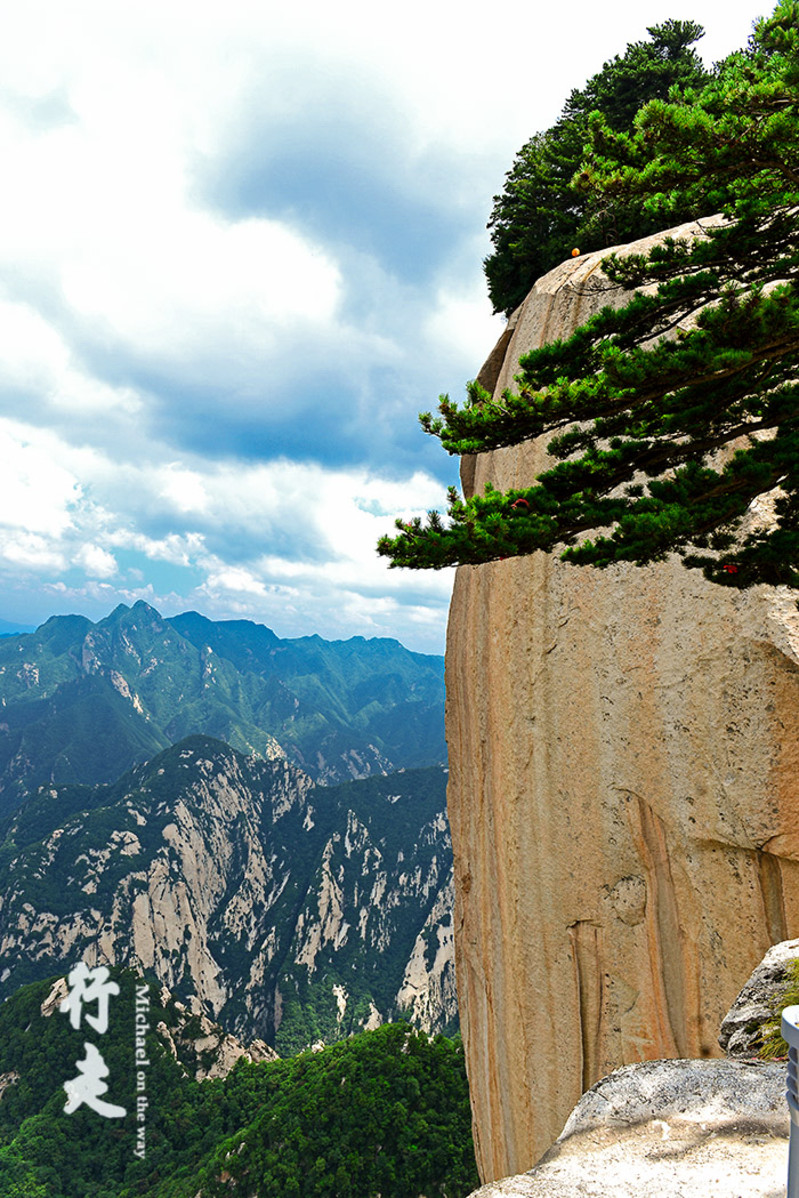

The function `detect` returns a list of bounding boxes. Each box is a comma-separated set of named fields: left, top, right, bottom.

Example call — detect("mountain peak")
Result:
left=105, top=602, right=131, bottom=620
left=169, top=609, right=279, bottom=644
left=99, top=600, right=162, bottom=628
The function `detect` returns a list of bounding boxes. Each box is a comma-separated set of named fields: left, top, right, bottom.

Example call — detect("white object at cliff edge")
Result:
left=781, top=1004, right=799, bottom=1198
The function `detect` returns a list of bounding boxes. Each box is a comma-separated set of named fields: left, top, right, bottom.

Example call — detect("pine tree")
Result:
left=484, top=20, right=710, bottom=316
left=378, top=1, right=799, bottom=591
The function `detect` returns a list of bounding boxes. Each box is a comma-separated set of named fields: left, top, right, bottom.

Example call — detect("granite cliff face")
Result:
left=446, top=222, right=799, bottom=1181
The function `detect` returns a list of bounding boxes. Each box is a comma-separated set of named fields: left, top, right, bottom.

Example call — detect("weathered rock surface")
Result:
left=0, top=737, right=456, bottom=1053
left=720, top=938, right=799, bottom=1058
left=446, top=222, right=799, bottom=1181
left=151, top=988, right=278, bottom=1081
left=465, top=1059, right=789, bottom=1197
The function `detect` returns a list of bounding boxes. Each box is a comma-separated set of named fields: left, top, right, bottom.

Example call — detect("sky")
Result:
left=0, top=0, right=767, bottom=654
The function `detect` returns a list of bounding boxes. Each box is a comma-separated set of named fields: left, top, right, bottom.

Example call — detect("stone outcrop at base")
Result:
left=463, top=941, right=799, bottom=1196
left=720, top=938, right=799, bottom=1059
left=464, top=1059, right=788, bottom=1198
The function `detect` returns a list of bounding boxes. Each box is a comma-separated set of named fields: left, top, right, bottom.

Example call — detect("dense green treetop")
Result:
left=379, top=1, right=799, bottom=591
left=484, top=19, right=711, bottom=315
left=188, top=1024, right=478, bottom=1198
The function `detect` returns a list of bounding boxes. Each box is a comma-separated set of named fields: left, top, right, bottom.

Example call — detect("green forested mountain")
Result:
left=0, top=972, right=478, bottom=1198
left=0, top=737, right=455, bottom=1053
left=0, top=602, right=445, bottom=814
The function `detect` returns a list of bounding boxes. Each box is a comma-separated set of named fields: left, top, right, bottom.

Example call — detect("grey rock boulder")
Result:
left=467, top=1059, right=789, bottom=1197
left=719, top=939, right=799, bottom=1059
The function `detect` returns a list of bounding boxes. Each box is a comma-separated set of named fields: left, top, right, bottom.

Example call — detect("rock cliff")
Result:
left=463, top=939, right=799, bottom=1196
left=446, top=222, right=799, bottom=1181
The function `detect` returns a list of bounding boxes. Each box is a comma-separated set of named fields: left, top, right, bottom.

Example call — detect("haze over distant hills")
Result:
left=0, top=618, right=36, bottom=637
left=0, top=600, right=446, bottom=815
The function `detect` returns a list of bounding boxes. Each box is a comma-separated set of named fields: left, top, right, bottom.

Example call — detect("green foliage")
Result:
left=0, top=970, right=203, bottom=1198
left=484, top=19, right=711, bottom=315
left=182, top=1024, right=478, bottom=1198
left=379, top=1, right=799, bottom=591
left=758, top=958, right=799, bottom=1059
left=0, top=976, right=476, bottom=1198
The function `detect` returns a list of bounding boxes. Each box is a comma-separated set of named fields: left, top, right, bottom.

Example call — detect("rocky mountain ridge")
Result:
left=0, top=735, right=456, bottom=1052
left=39, top=971, right=278, bottom=1081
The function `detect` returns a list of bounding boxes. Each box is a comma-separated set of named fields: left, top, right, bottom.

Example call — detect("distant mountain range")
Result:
left=0, top=736, right=456, bottom=1052
left=0, top=601, right=445, bottom=815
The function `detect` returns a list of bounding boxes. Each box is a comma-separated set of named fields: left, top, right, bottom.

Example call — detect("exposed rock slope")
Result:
left=0, top=737, right=456, bottom=1052
left=446, top=223, right=799, bottom=1180
left=39, top=972, right=278, bottom=1081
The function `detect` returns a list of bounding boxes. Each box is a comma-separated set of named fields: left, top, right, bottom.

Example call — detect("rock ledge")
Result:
left=467, top=1058, right=788, bottom=1197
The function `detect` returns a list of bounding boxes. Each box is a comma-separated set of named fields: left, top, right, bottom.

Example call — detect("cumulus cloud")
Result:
left=0, top=422, right=81, bottom=535
left=75, top=543, right=118, bottom=579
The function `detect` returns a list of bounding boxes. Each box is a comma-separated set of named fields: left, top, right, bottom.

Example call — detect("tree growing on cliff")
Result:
left=484, top=19, right=711, bottom=316
left=378, top=1, right=799, bottom=591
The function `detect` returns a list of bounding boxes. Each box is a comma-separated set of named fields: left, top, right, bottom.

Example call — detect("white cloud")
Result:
left=0, top=423, right=80, bottom=535
left=0, top=296, right=144, bottom=422
left=202, top=565, right=271, bottom=599
left=0, top=530, right=66, bottom=572
left=158, top=466, right=209, bottom=515
left=60, top=213, right=343, bottom=360
left=75, top=543, right=117, bottom=579
left=0, top=417, right=453, bottom=648
left=424, top=279, right=504, bottom=373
